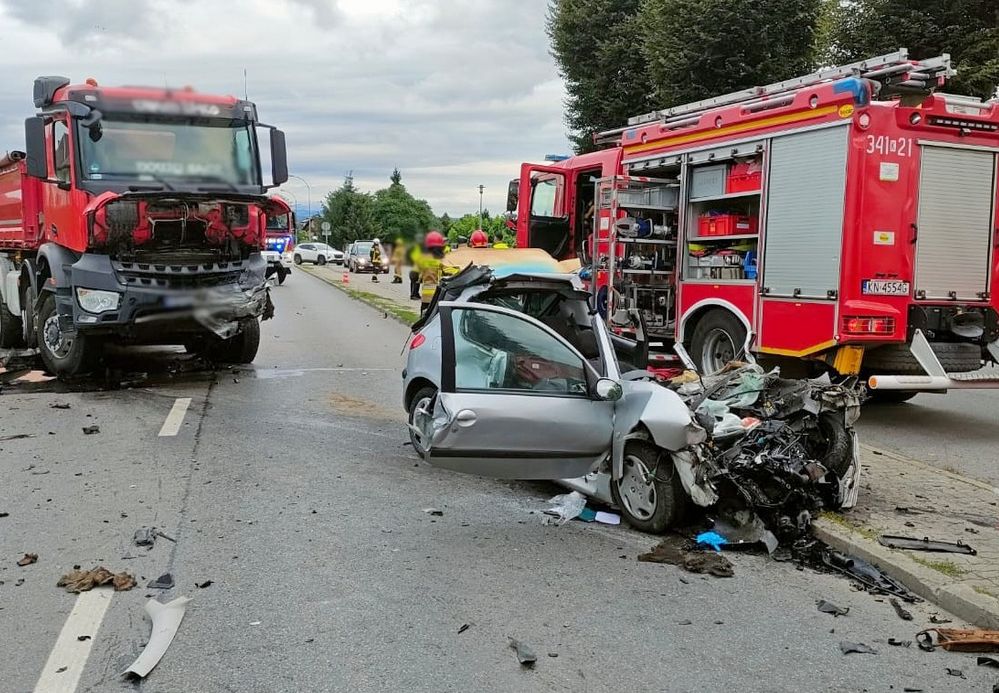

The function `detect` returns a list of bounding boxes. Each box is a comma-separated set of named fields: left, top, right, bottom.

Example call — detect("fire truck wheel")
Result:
left=690, top=310, right=747, bottom=375
left=0, top=302, right=23, bottom=348
left=37, top=294, right=99, bottom=376
left=208, top=319, right=260, bottom=364
left=611, top=440, right=686, bottom=534
left=866, top=390, right=918, bottom=404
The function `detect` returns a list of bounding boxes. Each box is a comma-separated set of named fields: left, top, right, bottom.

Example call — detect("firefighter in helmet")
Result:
left=416, top=230, right=456, bottom=315
left=469, top=229, right=489, bottom=248
left=391, top=237, right=406, bottom=284
left=370, top=238, right=383, bottom=282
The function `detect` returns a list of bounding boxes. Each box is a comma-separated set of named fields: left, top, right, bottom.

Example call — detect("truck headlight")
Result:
left=76, top=288, right=120, bottom=313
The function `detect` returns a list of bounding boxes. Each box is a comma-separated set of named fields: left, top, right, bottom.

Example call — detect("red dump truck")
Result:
left=0, top=76, right=290, bottom=376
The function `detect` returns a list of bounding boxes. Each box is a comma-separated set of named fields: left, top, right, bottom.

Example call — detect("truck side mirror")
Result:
left=506, top=179, right=519, bottom=213
left=270, top=129, right=289, bottom=186
left=24, top=117, right=47, bottom=179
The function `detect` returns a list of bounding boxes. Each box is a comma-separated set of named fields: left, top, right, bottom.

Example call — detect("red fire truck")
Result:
left=0, top=76, right=290, bottom=376
left=509, top=51, right=999, bottom=400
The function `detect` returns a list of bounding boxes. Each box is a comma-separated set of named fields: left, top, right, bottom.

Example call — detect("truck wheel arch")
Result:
left=678, top=300, right=752, bottom=345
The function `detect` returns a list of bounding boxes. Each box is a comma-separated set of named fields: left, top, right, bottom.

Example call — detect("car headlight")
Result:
left=358, top=258, right=367, bottom=264
left=76, top=288, right=121, bottom=313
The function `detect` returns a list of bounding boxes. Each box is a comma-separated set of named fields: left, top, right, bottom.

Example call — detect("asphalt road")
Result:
left=1, top=269, right=993, bottom=692
left=858, top=382, right=999, bottom=487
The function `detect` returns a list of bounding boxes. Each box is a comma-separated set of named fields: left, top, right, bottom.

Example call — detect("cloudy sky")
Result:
left=0, top=0, right=570, bottom=218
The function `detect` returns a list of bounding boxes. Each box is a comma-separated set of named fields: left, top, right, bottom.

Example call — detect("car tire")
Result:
left=207, top=318, right=261, bottom=364
left=407, top=385, right=438, bottom=458
left=866, top=389, right=918, bottom=404
left=37, top=293, right=100, bottom=376
left=690, top=309, right=747, bottom=375
left=0, top=300, right=24, bottom=348
left=611, top=440, right=687, bottom=534
left=293, top=254, right=302, bottom=265
left=863, top=341, right=982, bottom=374
left=318, top=256, right=327, bottom=266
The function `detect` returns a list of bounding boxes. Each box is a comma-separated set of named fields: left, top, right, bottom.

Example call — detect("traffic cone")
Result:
left=342, top=272, right=349, bottom=284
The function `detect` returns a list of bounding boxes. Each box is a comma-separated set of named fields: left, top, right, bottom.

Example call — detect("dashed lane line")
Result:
left=33, top=588, right=113, bottom=693
left=158, top=397, right=192, bottom=437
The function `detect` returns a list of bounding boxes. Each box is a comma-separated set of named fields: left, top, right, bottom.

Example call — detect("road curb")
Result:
left=813, top=517, right=999, bottom=628
left=298, top=265, right=416, bottom=327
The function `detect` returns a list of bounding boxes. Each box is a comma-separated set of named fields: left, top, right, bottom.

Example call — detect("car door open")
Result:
left=422, top=302, right=616, bottom=480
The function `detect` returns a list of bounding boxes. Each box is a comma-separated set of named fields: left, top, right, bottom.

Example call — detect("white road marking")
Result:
left=33, top=588, right=113, bottom=693
left=255, top=367, right=395, bottom=380
left=158, top=397, right=192, bottom=437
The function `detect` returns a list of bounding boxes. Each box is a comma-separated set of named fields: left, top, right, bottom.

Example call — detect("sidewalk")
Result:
left=298, top=264, right=420, bottom=325
left=815, top=445, right=999, bottom=628
left=301, top=261, right=999, bottom=626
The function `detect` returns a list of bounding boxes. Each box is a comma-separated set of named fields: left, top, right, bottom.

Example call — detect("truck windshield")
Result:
left=266, top=213, right=291, bottom=231
left=77, top=118, right=258, bottom=186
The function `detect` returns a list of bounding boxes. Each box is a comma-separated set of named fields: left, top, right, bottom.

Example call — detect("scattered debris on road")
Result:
left=889, top=597, right=914, bottom=621
left=134, top=527, right=157, bottom=547
left=815, top=599, right=849, bottom=617
left=148, top=574, right=175, bottom=590
left=17, top=552, right=38, bottom=566
left=839, top=641, right=877, bottom=655
left=57, top=567, right=136, bottom=593
left=508, top=638, right=537, bottom=668
left=124, top=597, right=192, bottom=678
left=49, top=402, right=71, bottom=409
left=877, top=534, right=977, bottom=555
left=978, top=656, right=999, bottom=668
left=945, top=668, right=965, bottom=679
left=457, top=623, right=470, bottom=634
left=77, top=635, right=92, bottom=642
left=888, top=638, right=912, bottom=647
left=929, top=614, right=953, bottom=624
left=543, top=492, right=586, bottom=526
left=917, top=627, right=999, bottom=652
left=638, top=535, right=734, bottom=577
left=81, top=425, right=100, bottom=435
left=0, top=433, right=35, bottom=441
left=195, top=580, right=213, bottom=589
left=822, top=550, right=919, bottom=602
left=422, top=507, right=443, bottom=517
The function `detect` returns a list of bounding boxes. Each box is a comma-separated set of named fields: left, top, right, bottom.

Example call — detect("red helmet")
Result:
left=425, top=231, right=446, bottom=248
left=469, top=229, right=489, bottom=248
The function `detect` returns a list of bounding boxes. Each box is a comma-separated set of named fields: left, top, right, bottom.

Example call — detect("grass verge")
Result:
left=910, top=555, right=968, bottom=578
left=300, top=266, right=419, bottom=325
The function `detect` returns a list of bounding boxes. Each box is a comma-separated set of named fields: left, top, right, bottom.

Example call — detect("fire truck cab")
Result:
left=509, top=51, right=999, bottom=399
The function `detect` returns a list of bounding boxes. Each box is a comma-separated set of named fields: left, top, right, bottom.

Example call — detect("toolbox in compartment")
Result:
left=725, top=159, right=763, bottom=193
left=697, top=213, right=758, bottom=237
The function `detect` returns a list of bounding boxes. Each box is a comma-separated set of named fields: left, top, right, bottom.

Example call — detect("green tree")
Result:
left=438, top=212, right=453, bottom=236
left=319, top=174, right=378, bottom=248
left=547, top=0, right=653, bottom=153
left=639, top=0, right=822, bottom=108
left=371, top=169, right=438, bottom=242
left=824, top=0, right=998, bottom=98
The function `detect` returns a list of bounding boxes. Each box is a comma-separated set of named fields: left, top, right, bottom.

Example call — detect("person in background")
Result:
left=416, top=230, right=457, bottom=315
left=469, top=229, right=489, bottom=248
left=492, top=232, right=510, bottom=249
left=391, top=237, right=406, bottom=284
left=407, top=233, right=424, bottom=300
left=370, top=238, right=383, bottom=282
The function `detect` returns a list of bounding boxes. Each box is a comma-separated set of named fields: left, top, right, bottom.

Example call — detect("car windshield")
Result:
left=77, top=117, right=258, bottom=186
left=355, top=242, right=373, bottom=254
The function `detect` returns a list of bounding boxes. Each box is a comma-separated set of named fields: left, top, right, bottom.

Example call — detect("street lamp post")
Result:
left=288, top=174, right=313, bottom=225
left=478, top=184, right=484, bottom=231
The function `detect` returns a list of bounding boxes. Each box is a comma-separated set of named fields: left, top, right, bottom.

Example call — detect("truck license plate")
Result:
left=862, top=279, right=910, bottom=296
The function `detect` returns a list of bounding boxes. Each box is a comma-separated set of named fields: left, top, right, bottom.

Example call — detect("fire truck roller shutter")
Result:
left=914, top=146, right=997, bottom=302
left=762, top=126, right=849, bottom=299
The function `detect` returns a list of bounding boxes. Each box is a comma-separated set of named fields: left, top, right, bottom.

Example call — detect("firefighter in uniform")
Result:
left=407, top=233, right=424, bottom=300
left=391, top=237, right=406, bottom=283
left=416, top=231, right=454, bottom=315
left=469, top=229, right=489, bottom=248
left=492, top=232, right=510, bottom=249
left=370, top=238, right=383, bottom=282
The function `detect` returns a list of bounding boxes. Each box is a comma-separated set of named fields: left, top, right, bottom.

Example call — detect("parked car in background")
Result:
left=347, top=240, right=390, bottom=274
left=292, top=243, right=341, bottom=266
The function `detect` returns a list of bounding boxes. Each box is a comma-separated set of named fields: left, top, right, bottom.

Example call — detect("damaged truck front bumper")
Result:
left=55, top=252, right=268, bottom=342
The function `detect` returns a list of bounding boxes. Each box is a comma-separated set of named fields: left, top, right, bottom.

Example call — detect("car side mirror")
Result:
left=594, top=378, right=623, bottom=402
left=24, top=117, right=47, bottom=179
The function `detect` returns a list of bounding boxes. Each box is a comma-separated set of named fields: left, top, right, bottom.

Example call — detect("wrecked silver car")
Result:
left=403, top=262, right=861, bottom=534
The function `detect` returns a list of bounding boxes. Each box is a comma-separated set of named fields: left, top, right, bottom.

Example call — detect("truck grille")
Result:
left=114, top=260, right=245, bottom=290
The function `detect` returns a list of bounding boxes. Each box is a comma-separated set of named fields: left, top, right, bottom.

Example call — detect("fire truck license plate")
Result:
left=862, top=279, right=910, bottom=296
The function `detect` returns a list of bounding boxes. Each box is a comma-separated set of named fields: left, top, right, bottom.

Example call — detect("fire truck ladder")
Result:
left=595, top=49, right=955, bottom=145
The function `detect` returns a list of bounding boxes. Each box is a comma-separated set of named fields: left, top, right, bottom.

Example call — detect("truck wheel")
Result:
left=37, top=294, right=99, bottom=376
left=610, top=440, right=687, bottom=534
left=407, top=385, right=438, bottom=458
left=0, top=302, right=24, bottom=348
left=293, top=254, right=302, bottom=265
left=208, top=318, right=260, bottom=364
left=863, top=342, right=981, bottom=374
left=690, top=309, right=747, bottom=374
